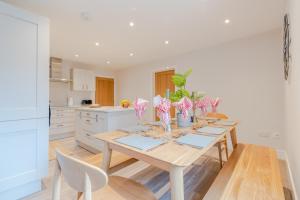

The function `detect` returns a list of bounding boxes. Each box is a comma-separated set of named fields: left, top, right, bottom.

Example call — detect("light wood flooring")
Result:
left=22, top=137, right=294, bottom=200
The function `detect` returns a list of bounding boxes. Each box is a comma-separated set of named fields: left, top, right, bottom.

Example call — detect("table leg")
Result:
left=230, top=127, right=238, bottom=149
left=170, top=166, right=184, bottom=200
left=101, top=142, right=112, bottom=173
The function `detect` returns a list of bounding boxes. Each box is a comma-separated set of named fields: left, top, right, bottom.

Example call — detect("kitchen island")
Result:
left=75, top=106, right=137, bottom=152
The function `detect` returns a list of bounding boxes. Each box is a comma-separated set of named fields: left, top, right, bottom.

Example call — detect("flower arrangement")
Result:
left=172, top=97, right=193, bottom=119
left=191, top=91, right=205, bottom=122
left=153, top=95, right=172, bottom=131
left=169, top=69, right=222, bottom=125
left=194, top=96, right=210, bottom=116
left=133, top=98, right=149, bottom=120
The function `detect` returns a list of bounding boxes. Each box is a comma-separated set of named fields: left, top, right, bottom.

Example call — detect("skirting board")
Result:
left=277, top=149, right=299, bottom=200
left=0, top=180, right=41, bottom=200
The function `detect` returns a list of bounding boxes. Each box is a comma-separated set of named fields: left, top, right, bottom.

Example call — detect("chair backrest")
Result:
left=55, top=149, right=108, bottom=192
left=206, top=112, right=229, bottom=120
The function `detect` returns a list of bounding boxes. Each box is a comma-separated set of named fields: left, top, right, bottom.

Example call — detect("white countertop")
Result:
left=51, top=105, right=84, bottom=109
left=76, top=106, right=135, bottom=113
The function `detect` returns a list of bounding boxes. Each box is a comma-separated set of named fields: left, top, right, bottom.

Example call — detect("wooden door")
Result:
left=95, top=77, right=114, bottom=106
left=155, top=70, right=175, bottom=120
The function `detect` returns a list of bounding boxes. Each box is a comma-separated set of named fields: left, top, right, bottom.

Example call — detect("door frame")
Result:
left=152, top=67, right=176, bottom=121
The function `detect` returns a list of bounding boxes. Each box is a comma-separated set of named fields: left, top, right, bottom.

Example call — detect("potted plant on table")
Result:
left=170, top=69, right=193, bottom=127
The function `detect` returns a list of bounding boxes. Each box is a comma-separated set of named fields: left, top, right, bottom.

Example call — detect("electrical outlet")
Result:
left=271, top=132, right=280, bottom=138
left=259, top=131, right=271, bottom=138
left=259, top=131, right=280, bottom=138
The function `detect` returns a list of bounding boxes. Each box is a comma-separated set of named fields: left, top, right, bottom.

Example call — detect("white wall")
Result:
left=284, top=0, right=300, bottom=197
left=50, top=60, right=116, bottom=106
left=116, top=30, right=284, bottom=149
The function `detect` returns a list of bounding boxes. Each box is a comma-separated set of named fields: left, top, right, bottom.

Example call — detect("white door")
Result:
left=0, top=2, right=49, bottom=199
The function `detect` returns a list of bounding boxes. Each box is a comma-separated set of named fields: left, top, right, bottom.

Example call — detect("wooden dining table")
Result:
left=94, top=121, right=238, bottom=200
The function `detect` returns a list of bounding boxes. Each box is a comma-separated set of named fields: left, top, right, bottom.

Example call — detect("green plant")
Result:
left=170, top=69, right=192, bottom=102
left=191, top=91, right=204, bottom=102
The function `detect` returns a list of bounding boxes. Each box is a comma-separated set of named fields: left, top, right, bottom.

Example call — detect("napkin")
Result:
left=153, top=95, right=171, bottom=125
left=133, top=98, right=149, bottom=120
left=210, top=97, right=220, bottom=113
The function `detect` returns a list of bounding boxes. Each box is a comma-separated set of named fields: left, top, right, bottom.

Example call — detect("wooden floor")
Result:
left=23, top=137, right=294, bottom=200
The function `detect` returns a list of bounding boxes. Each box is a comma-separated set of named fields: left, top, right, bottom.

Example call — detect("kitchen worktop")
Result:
left=76, top=106, right=134, bottom=113
left=51, top=105, right=82, bottom=109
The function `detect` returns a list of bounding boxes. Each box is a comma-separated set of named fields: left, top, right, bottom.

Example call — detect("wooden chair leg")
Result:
left=224, top=141, right=229, bottom=160
left=217, top=142, right=223, bottom=169
left=77, top=192, right=83, bottom=200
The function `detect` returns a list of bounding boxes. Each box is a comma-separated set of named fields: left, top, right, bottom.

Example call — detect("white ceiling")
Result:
left=4, top=0, right=286, bottom=70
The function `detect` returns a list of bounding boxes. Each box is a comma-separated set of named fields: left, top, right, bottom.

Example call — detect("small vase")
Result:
left=177, top=112, right=192, bottom=128
left=160, top=112, right=171, bottom=132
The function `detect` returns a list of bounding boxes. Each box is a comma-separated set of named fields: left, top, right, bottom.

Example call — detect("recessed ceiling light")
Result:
left=106, top=61, right=110, bottom=64
left=129, top=53, right=134, bottom=56
left=129, top=22, right=135, bottom=27
left=165, top=40, right=169, bottom=45
left=224, top=19, right=231, bottom=24
left=75, top=54, right=79, bottom=57
left=95, top=42, right=100, bottom=46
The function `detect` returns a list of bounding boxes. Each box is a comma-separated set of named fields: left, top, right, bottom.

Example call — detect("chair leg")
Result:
left=224, top=140, right=229, bottom=161
left=52, top=160, right=62, bottom=200
left=217, top=142, right=223, bottom=169
left=77, top=192, right=83, bottom=200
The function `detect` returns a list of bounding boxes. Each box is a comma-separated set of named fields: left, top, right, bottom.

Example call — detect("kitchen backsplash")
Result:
left=49, top=81, right=94, bottom=106
left=49, top=60, right=116, bottom=106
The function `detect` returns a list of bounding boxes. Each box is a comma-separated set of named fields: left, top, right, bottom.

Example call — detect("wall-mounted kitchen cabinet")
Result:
left=72, top=68, right=95, bottom=91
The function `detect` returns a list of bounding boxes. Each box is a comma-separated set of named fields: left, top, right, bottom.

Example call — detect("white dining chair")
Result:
left=52, top=149, right=156, bottom=200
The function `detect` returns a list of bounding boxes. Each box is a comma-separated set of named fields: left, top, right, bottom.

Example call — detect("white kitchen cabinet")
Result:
left=50, top=107, right=76, bottom=140
left=72, top=68, right=95, bottom=91
left=0, top=2, right=49, bottom=199
left=75, top=107, right=137, bottom=153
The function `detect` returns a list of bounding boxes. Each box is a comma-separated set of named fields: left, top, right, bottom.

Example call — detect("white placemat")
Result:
left=197, top=126, right=226, bottom=135
left=118, top=125, right=151, bottom=133
left=114, top=135, right=166, bottom=151
left=214, top=120, right=237, bottom=126
left=176, top=134, right=216, bottom=149
left=147, top=121, right=161, bottom=126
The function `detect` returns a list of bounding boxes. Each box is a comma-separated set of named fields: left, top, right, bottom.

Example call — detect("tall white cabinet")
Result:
left=0, top=2, right=49, bottom=199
